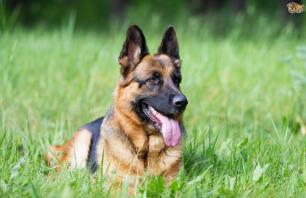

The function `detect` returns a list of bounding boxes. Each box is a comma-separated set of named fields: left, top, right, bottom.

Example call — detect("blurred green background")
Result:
left=1, top=0, right=306, bottom=33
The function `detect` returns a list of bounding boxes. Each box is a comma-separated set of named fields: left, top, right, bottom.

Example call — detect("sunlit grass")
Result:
left=0, top=23, right=305, bottom=197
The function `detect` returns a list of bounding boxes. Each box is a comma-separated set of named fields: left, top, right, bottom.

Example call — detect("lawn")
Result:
left=0, top=22, right=305, bottom=197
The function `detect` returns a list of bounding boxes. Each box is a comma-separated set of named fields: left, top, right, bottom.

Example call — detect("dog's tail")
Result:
left=44, top=145, right=67, bottom=171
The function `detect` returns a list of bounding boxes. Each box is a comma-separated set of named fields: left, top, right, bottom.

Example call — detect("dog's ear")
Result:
left=158, top=26, right=180, bottom=67
left=118, top=25, right=149, bottom=77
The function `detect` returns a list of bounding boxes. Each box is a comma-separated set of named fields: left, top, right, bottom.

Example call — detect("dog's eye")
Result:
left=147, top=73, right=161, bottom=84
left=148, top=76, right=159, bottom=83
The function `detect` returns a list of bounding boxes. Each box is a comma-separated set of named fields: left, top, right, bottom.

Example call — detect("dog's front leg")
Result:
left=147, top=134, right=182, bottom=182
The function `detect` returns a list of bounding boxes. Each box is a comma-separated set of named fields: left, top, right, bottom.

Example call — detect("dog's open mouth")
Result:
left=142, top=103, right=181, bottom=147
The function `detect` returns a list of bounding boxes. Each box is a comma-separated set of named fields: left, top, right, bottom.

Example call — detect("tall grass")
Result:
left=0, top=19, right=305, bottom=197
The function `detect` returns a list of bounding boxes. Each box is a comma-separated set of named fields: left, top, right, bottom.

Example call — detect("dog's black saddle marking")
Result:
left=81, top=117, right=104, bottom=172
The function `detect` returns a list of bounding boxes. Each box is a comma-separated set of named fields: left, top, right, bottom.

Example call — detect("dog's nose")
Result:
left=173, top=94, right=188, bottom=110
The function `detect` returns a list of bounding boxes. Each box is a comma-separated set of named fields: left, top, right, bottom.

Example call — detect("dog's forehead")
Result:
left=135, top=55, right=175, bottom=77
left=153, top=54, right=173, bottom=66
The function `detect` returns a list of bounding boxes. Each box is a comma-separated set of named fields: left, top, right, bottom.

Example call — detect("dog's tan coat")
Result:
left=45, top=26, right=185, bottom=192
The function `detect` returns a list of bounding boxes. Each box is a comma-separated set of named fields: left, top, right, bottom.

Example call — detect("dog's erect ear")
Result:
left=118, top=25, right=149, bottom=76
left=158, top=26, right=180, bottom=67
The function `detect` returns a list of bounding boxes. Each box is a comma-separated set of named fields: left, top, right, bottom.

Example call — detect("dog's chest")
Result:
left=95, top=125, right=181, bottom=176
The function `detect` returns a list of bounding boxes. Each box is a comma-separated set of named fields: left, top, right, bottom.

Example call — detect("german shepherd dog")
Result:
left=45, top=25, right=188, bottom=189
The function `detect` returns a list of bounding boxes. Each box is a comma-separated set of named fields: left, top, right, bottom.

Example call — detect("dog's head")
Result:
left=115, top=25, right=188, bottom=147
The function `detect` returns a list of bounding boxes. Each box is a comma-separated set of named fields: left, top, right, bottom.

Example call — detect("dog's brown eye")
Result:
left=148, top=76, right=159, bottom=83
left=147, top=73, right=161, bottom=84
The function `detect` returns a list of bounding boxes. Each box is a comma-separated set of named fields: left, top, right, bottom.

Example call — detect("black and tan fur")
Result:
left=45, top=25, right=188, bottom=191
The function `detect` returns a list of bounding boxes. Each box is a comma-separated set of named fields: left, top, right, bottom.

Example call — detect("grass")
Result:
left=0, top=21, right=306, bottom=197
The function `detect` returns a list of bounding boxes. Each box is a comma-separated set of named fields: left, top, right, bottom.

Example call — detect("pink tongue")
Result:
left=149, top=107, right=181, bottom=147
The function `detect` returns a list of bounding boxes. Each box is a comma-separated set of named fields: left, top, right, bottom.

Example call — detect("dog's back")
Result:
left=45, top=117, right=103, bottom=171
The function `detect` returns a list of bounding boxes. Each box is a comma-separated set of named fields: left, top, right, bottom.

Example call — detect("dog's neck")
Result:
left=106, top=105, right=149, bottom=157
